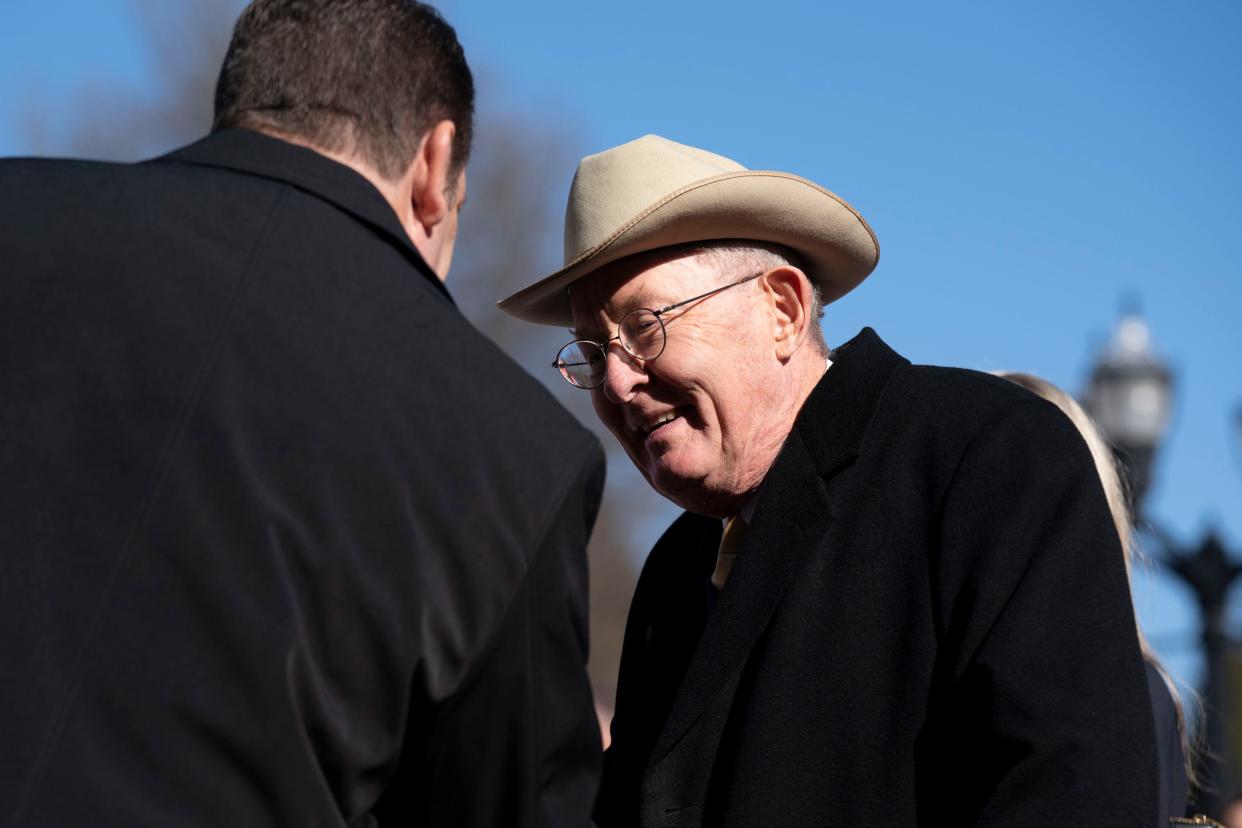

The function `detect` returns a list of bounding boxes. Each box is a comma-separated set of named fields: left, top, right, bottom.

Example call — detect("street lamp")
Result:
left=1086, top=309, right=1242, bottom=819
left=1084, top=310, right=1173, bottom=512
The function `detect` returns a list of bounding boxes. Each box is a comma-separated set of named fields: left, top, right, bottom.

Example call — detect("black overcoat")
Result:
left=0, top=129, right=604, bottom=827
left=597, top=329, right=1158, bottom=826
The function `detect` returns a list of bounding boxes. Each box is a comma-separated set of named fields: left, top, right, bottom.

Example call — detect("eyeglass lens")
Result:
left=619, top=309, right=665, bottom=360
left=555, top=309, right=667, bottom=388
left=555, top=341, right=606, bottom=388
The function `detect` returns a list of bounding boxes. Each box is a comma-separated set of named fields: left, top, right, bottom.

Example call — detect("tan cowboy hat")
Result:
left=496, top=134, right=880, bottom=326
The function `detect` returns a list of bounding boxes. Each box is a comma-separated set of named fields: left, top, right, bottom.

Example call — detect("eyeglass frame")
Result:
left=552, top=270, right=765, bottom=389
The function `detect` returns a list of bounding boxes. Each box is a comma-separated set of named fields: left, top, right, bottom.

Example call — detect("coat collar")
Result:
left=642, top=328, right=910, bottom=804
left=153, top=129, right=453, bottom=305
left=795, top=326, right=909, bottom=476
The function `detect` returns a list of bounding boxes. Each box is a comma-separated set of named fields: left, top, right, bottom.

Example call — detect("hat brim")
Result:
left=497, top=170, right=880, bottom=327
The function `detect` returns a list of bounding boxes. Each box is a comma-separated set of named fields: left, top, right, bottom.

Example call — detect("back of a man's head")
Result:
left=214, top=0, right=474, bottom=181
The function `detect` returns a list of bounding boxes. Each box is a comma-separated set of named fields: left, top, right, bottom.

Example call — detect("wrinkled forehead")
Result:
left=566, top=250, right=713, bottom=333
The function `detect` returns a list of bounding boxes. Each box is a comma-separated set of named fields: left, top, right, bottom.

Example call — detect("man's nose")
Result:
left=600, top=344, right=647, bottom=404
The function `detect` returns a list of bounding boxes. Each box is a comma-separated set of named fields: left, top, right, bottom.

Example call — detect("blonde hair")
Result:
left=995, top=371, right=1195, bottom=781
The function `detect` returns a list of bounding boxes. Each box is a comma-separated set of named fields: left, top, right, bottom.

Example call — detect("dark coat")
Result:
left=597, top=329, right=1158, bottom=827
left=1147, top=662, right=1190, bottom=821
left=0, top=129, right=604, bottom=827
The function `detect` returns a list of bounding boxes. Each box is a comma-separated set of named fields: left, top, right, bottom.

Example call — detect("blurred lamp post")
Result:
left=1085, top=311, right=1173, bottom=507
left=1086, top=310, right=1242, bottom=818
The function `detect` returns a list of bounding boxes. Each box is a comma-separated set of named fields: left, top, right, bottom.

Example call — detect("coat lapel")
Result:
left=640, top=329, right=909, bottom=822
left=646, top=427, right=835, bottom=773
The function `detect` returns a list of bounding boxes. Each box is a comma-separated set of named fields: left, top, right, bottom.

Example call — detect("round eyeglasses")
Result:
left=553, top=271, right=763, bottom=389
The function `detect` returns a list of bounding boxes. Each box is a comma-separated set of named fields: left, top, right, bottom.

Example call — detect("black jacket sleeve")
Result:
left=929, top=397, right=1158, bottom=826
left=375, top=439, right=606, bottom=827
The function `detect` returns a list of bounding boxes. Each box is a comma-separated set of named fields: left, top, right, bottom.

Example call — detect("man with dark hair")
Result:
left=214, top=0, right=475, bottom=182
left=0, top=2, right=604, bottom=825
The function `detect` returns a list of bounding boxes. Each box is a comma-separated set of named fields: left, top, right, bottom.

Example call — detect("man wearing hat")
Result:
left=500, top=135, right=1158, bottom=825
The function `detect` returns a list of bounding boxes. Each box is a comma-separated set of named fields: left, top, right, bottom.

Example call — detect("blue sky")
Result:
left=4, top=0, right=1241, bottom=691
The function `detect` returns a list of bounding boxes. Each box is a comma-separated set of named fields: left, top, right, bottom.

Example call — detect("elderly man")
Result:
left=0, top=1, right=603, bottom=825
left=499, top=135, right=1158, bottom=825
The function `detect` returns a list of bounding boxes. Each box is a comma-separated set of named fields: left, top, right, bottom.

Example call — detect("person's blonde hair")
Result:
left=995, top=371, right=1196, bottom=782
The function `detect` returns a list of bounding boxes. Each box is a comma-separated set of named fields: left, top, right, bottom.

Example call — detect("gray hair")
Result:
left=677, top=240, right=830, bottom=356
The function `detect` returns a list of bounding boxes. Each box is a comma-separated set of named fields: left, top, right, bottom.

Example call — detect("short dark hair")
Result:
left=213, top=0, right=474, bottom=181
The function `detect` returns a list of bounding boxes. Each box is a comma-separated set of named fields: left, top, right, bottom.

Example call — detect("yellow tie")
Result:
left=711, top=514, right=748, bottom=590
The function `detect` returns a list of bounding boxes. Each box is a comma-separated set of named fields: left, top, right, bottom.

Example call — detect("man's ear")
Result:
left=409, top=119, right=457, bottom=230
left=761, top=267, right=814, bottom=360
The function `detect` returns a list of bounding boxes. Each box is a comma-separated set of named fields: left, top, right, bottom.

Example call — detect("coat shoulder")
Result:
left=901, top=363, right=1039, bottom=413
left=837, top=361, right=1094, bottom=518
left=0, top=154, right=279, bottom=204
left=882, top=363, right=1081, bottom=451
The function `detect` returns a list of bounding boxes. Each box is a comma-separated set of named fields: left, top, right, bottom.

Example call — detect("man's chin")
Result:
left=646, top=464, right=711, bottom=512
left=626, top=441, right=719, bottom=512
